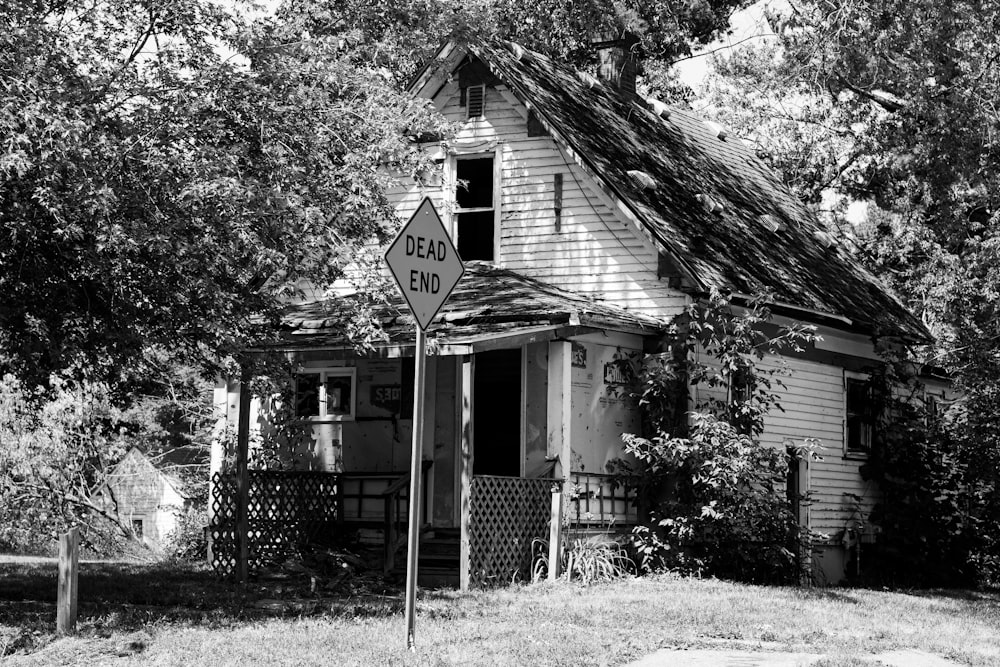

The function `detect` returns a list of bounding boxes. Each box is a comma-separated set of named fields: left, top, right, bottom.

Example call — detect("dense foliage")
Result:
left=680, top=0, right=1000, bottom=589
left=856, top=362, right=1000, bottom=588
left=623, top=292, right=820, bottom=583
left=0, top=0, right=448, bottom=388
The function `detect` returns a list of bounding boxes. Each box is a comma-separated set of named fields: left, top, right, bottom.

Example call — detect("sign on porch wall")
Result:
left=370, top=384, right=415, bottom=413
left=603, top=359, right=635, bottom=386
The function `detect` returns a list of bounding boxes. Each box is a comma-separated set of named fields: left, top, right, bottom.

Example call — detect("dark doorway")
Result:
left=473, top=348, right=521, bottom=477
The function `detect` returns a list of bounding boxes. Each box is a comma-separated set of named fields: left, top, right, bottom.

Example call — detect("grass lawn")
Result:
left=2, top=560, right=999, bottom=666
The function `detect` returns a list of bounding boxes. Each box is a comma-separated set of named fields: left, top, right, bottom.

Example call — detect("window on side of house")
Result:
left=294, top=367, right=357, bottom=421
left=131, top=518, right=144, bottom=539
left=727, top=367, right=753, bottom=434
left=454, top=156, right=496, bottom=262
left=844, top=373, right=874, bottom=456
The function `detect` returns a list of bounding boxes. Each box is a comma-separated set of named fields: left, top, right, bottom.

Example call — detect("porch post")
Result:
left=459, top=354, right=474, bottom=592
left=235, top=366, right=251, bottom=585
left=546, top=341, right=572, bottom=578
left=207, top=378, right=230, bottom=566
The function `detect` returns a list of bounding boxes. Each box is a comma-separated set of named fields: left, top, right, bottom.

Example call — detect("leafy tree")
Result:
left=0, top=0, right=449, bottom=388
left=274, top=0, right=754, bottom=86
left=622, top=291, right=820, bottom=583
left=0, top=0, right=453, bottom=551
left=0, top=374, right=130, bottom=553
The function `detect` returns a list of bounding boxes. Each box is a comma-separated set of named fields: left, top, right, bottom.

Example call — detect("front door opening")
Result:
left=473, top=348, right=521, bottom=477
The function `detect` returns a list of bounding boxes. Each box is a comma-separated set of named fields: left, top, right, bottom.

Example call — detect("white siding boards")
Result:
left=755, top=355, right=876, bottom=542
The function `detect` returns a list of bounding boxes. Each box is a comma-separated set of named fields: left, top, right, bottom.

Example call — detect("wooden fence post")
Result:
left=548, top=490, right=563, bottom=581
left=57, top=526, right=80, bottom=635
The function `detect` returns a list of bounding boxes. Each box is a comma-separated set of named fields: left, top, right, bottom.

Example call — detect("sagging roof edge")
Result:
left=245, top=323, right=662, bottom=358
left=727, top=293, right=932, bottom=344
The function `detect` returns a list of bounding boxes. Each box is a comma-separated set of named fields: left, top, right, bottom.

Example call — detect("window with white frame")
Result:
left=454, top=155, right=498, bottom=261
left=844, top=371, right=874, bottom=455
left=295, top=367, right=356, bottom=421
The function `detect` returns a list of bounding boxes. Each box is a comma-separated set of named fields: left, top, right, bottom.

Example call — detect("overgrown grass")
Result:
left=3, top=561, right=999, bottom=666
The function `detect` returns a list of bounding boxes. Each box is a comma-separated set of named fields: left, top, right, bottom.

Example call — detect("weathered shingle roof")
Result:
left=274, top=261, right=665, bottom=350
left=463, top=41, right=929, bottom=340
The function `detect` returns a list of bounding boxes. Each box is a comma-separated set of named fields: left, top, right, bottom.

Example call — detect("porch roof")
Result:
left=265, top=261, right=666, bottom=354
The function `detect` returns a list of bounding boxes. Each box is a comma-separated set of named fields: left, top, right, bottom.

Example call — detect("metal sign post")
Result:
left=384, top=198, right=465, bottom=650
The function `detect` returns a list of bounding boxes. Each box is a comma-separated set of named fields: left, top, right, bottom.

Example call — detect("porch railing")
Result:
left=381, top=460, right=433, bottom=573
left=567, top=471, right=641, bottom=528
left=208, top=464, right=431, bottom=577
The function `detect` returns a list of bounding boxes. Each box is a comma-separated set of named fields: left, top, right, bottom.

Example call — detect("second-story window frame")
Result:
left=444, top=147, right=502, bottom=263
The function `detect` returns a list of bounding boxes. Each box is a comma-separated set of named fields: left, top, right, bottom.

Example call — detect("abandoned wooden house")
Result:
left=209, top=38, right=941, bottom=586
left=94, top=447, right=202, bottom=550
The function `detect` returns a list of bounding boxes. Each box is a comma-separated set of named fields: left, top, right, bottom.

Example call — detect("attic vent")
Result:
left=467, top=84, right=486, bottom=119
left=696, top=193, right=725, bottom=214
left=627, top=170, right=657, bottom=190
left=759, top=214, right=785, bottom=232
left=704, top=120, right=728, bottom=141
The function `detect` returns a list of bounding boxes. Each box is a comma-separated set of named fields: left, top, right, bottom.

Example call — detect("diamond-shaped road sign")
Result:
left=385, top=198, right=465, bottom=331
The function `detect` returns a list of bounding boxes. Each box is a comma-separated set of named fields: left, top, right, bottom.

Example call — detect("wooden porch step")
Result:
left=389, top=530, right=460, bottom=588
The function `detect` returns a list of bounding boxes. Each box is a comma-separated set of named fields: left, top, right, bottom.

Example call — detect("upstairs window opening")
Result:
left=455, top=156, right=496, bottom=261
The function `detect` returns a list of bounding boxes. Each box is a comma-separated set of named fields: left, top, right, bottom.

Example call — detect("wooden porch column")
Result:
left=546, top=341, right=572, bottom=578
left=207, top=378, right=231, bottom=566
left=459, top=355, right=474, bottom=592
left=235, top=367, right=252, bottom=585
left=546, top=341, right=573, bottom=484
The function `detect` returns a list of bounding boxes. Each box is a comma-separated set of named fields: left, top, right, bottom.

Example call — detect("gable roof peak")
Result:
left=415, top=38, right=930, bottom=341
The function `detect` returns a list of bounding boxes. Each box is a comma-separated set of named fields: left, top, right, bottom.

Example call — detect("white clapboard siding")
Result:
left=754, top=355, right=877, bottom=538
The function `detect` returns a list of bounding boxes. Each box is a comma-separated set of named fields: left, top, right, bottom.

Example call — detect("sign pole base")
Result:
left=403, top=326, right=427, bottom=650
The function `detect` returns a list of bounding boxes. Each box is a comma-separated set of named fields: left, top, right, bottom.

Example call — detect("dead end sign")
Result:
left=385, top=198, right=465, bottom=331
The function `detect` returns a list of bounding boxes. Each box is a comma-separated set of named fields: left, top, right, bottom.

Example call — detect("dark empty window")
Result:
left=845, top=376, right=874, bottom=455
left=295, top=373, right=320, bottom=418
left=455, top=157, right=495, bottom=261
left=131, top=518, right=144, bottom=539
left=727, top=367, right=753, bottom=434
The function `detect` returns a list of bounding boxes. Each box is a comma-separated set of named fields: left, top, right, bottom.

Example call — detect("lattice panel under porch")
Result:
left=208, top=471, right=341, bottom=576
left=468, top=475, right=556, bottom=587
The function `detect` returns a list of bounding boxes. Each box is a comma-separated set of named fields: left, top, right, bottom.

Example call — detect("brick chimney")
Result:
left=591, top=31, right=641, bottom=98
